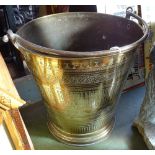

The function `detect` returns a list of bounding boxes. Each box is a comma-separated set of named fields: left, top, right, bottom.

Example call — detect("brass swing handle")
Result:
left=125, top=7, right=149, bottom=43
left=2, top=8, right=149, bottom=58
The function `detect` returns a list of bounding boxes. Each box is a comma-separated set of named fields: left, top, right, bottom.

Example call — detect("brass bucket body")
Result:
left=22, top=51, right=134, bottom=145
left=6, top=11, right=148, bottom=145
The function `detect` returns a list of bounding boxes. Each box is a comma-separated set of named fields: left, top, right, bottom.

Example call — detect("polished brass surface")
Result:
left=22, top=52, right=133, bottom=145
left=6, top=11, right=148, bottom=145
left=48, top=118, right=115, bottom=146
left=18, top=50, right=136, bottom=145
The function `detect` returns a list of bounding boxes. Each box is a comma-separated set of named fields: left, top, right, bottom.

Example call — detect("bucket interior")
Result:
left=17, top=13, right=144, bottom=52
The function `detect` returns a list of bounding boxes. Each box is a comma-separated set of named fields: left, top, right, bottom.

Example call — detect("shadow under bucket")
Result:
left=5, top=10, right=148, bottom=145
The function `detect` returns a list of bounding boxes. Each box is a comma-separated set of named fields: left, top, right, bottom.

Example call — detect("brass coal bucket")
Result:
left=4, top=9, right=148, bottom=145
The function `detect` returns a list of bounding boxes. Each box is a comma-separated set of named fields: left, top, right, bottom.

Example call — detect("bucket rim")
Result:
left=10, top=12, right=148, bottom=58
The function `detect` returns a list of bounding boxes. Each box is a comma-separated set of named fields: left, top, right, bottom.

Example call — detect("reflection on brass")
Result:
left=21, top=50, right=135, bottom=145
left=7, top=11, right=148, bottom=145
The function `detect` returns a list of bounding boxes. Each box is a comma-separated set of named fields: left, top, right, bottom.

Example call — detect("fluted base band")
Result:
left=47, top=118, right=115, bottom=146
